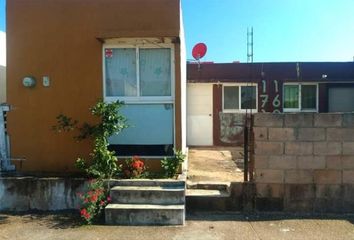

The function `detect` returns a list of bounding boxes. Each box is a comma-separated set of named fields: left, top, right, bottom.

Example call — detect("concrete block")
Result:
left=314, top=170, right=342, bottom=184
left=284, top=199, right=314, bottom=213
left=285, top=142, right=313, bottom=155
left=297, top=156, right=326, bottom=169
left=268, top=128, right=295, bottom=141
left=255, top=142, right=284, bottom=155
left=110, top=186, right=185, bottom=205
left=105, top=204, right=185, bottom=225
left=253, top=127, right=268, bottom=141
left=284, top=113, right=313, bottom=127
left=268, top=155, right=296, bottom=169
left=342, top=142, right=354, bottom=155
left=314, top=114, right=342, bottom=127
left=284, top=184, right=315, bottom=212
left=254, top=155, right=269, bottom=169
left=342, top=113, right=354, bottom=127
left=256, top=183, right=284, bottom=198
left=313, top=199, right=343, bottom=213
left=285, top=184, right=315, bottom=200
left=343, top=170, right=354, bottom=184
left=297, top=128, right=325, bottom=141
left=342, top=156, right=354, bottom=169
left=254, top=113, right=284, bottom=127
left=326, top=156, right=343, bottom=170
left=255, top=198, right=284, bottom=211
left=342, top=184, right=354, bottom=212
left=229, top=182, right=244, bottom=198
left=284, top=170, right=313, bottom=184
left=342, top=184, right=354, bottom=202
left=327, top=128, right=354, bottom=141
left=255, top=169, right=284, bottom=183
left=314, top=142, right=342, bottom=155
left=315, top=185, right=342, bottom=199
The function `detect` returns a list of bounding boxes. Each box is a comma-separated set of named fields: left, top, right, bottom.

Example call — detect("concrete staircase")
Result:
left=105, top=179, right=185, bottom=225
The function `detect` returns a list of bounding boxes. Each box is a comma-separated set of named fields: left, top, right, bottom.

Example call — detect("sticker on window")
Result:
left=105, top=49, right=113, bottom=58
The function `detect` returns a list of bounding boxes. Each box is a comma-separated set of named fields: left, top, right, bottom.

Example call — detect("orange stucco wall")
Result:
left=6, top=0, right=182, bottom=172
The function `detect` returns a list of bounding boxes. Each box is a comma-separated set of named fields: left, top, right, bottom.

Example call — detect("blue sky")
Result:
left=1, top=0, right=354, bottom=63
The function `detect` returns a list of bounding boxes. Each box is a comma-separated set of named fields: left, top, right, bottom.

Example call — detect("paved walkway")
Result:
left=1, top=212, right=353, bottom=240
left=187, top=147, right=244, bottom=182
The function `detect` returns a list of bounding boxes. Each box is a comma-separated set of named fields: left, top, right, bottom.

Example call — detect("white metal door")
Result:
left=187, top=83, right=213, bottom=146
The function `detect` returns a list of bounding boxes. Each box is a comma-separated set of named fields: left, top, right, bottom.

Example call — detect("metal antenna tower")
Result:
left=247, top=27, right=254, bottom=63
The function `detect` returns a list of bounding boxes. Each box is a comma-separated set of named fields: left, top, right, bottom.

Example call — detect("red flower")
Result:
left=100, top=200, right=105, bottom=206
left=107, top=196, right=111, bottom=203
left=131, top=160, right=144, bottom=169
left=80, top=208, right=88, bottom=216
left=91, top=194, right=98, bottom=202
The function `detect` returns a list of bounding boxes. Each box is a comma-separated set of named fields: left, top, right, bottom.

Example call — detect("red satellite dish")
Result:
left=192, top=43, right=207, bottom=60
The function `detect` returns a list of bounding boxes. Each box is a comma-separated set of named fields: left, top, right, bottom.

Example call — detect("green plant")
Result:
left=77, top=179, right=111, bottom=225
left=53, top=100, right=127, bottom=179
left=161, top=149, right=186, bottom=178
left=123, top=156, right=148, bottom=179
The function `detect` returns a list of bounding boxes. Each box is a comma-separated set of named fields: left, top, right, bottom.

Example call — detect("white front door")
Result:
left=187, top=83, right=213, bottom=146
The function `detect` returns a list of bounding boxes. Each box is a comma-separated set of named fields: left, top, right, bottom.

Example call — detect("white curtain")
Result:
left=105, top=48, right=137, bottom=96
left=139, top=48, right=171, bottom=96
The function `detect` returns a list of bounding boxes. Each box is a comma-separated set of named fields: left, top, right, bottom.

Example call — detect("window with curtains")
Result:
left=105, top=47, right=172, bottom=99
left=283, top=84, right=317, bottom=112
left=223, top=85, right=257, bottom=112
left=103, top=45, right=174, bottom=156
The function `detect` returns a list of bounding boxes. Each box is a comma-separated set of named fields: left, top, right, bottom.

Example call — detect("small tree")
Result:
left=53, top=100, right=127, bottom=179
left=53, top=100, right=127, bottom=224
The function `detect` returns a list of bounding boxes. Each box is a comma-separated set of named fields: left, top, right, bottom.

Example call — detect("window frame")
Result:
left=283, top=82, right=319, bottom=112
left=103, top=43, right=175, bottom=104
left=222, top=83, right=258, bottom=113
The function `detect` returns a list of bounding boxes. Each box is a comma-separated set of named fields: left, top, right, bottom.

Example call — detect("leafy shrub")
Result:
left=161, top=149, right=186, bottom=178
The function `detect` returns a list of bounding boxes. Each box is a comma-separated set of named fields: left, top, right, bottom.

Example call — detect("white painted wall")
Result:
left=0, top=31, right=6, bottom=103
left=180, top=4, right=187, bottom=153
left=187, top=83, right=213, bottom=146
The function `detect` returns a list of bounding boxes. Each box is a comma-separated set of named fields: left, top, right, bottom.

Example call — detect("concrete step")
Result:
left=186, top=188, right=239, bottom=211
left=186, top=189, right=230, bottom=197
left=108, top=179, right=185, bottom=188
left=105, top=203, right=185, bottom=225
left=186, top=181, right=230, bottom=192
left=110, top=186, right=185, bottom=205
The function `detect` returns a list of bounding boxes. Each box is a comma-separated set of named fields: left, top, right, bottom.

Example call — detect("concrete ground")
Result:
left=1, top=212, right=354, bottom=240
left=187, top=147, right=244, bottom=182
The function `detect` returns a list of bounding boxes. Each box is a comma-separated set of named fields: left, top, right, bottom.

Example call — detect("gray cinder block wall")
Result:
left=253, top=113, right=354, bottom=213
